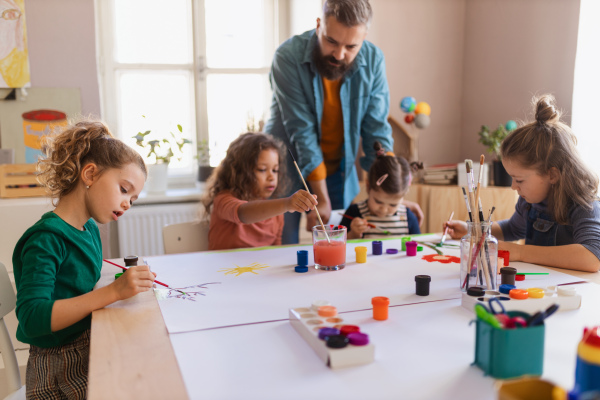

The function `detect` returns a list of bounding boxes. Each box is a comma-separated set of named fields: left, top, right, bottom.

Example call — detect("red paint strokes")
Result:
left=422, top=254, right=460, bottom=264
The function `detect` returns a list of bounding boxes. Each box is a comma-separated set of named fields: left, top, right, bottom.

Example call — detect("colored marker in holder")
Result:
left=372, top=241, right=383, bottom=255
left=355, top=246, right=367, bottom=263
left=406, top=241, right=418, bottom=256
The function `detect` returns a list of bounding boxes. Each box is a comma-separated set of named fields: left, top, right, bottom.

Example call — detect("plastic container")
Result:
left=460, top=221, right=498, bottom=292
left=473, top=310, right=544, bottom=379
left=574, top=326, right=600, bottom=394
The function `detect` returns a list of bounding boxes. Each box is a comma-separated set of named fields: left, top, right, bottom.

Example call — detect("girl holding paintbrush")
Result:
left=341, top=141, right=421, bottom=239
left=13, top=119, right=156, bottom=399
left=203, top=132, right=318, bottom=250
left=445, top=94, right=600, bottom=272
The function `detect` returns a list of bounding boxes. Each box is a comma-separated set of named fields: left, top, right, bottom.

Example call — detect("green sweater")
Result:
left=13, top=212, right=102, bottom=348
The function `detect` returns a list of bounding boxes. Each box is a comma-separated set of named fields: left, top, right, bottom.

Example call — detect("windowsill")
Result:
left=135, top=183, right=206, bottom=205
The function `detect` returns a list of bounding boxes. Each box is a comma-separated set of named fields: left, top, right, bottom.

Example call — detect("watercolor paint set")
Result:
left=289, top=302, right=374, bottom=369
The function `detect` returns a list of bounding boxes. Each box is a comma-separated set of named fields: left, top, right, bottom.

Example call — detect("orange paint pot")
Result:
left=509, top=289, right=529, bottom=300
left=318, top=305, right=337, bottom=317
left=372, top=296, right=390, bottom=320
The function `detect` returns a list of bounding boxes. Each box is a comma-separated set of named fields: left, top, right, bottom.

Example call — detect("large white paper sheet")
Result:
left=169, top=282, right=600, bottom=400
left=148, top=235, right=584, bottom=333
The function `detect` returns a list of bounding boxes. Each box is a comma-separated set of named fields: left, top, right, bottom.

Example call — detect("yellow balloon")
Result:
left=414, top=102, right=431, bottom=116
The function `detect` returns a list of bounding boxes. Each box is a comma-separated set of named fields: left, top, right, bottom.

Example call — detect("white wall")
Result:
left=25, top=0, right=100, bottom=115
left=368, top=0, right=580, bottom=166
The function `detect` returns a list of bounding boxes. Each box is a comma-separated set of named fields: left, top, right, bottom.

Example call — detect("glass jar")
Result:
left=460, top=221, right=498, bottom=292
left=312, top=225, right=347, bottom=271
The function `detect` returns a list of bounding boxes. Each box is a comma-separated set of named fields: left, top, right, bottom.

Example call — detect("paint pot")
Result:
left=575, top=326, right=600, bottom=394
left=401, top=236, right=412, bottom=251
left=406, top=241, right=418, bottom=256
left=500, top=267, right=517, bottom=285
left=297, top=250, right=308, bottom=267
left=124, top=255, right=139, bottom=267
left=415, top=275, right=431, bottom=296
left=355, top=246, right=367, bottom=263
left=372, top=240, right=383, bottom=255
left=372, top=296, right=390, bottom=321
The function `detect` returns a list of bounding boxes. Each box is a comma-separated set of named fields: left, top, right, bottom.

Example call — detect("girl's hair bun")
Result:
left=373, top=140, right=385, bottom=157
left=534, top=94, right=560, bottom=125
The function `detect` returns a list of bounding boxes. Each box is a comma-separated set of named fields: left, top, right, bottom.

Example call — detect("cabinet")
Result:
left=403, top=184, right=519, bottom=233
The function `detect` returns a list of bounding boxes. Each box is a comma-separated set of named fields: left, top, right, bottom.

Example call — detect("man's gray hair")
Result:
left=323, top=0, right=373, bottom=28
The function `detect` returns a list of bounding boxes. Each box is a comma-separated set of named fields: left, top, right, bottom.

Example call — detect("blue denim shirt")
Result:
left=264, top=30, right=393, bottom=208
left=498, top=196, right=600, bottom=260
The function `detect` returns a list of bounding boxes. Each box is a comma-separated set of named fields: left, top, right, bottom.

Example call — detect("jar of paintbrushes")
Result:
left=460, top=221, right=498, bottom=292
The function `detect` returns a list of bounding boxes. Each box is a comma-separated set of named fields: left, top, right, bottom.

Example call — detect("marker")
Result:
left=516, top=272, right=550, bottom=276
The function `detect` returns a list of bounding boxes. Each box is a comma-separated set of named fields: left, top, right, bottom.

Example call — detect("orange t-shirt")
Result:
left=307, top=77, right=344, bottom=181
left=208, top=192, right=284, bottom=251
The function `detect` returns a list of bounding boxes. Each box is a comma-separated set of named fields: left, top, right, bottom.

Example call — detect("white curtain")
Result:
left=572, top=0, right=600, bottom=177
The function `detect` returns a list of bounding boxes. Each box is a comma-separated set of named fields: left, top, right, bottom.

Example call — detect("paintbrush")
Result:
left=287, top=148, right=330, bottom=243
left=474, top=155, right=485, bottom=222
left=338, top=213, right=390, bottom=234
left=461, top=187, right=473, bottom=222
left=439, top=211, right=454, bottom=246
left=103, top=259, right=187, bottom=295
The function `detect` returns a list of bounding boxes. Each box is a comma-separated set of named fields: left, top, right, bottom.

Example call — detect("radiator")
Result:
left=117, top=202, right=200, bottom=257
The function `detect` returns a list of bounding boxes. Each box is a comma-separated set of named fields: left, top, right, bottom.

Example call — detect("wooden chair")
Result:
left=0, top=261, right=26, bottom=400
left=162, top=221, right=209, bottom=254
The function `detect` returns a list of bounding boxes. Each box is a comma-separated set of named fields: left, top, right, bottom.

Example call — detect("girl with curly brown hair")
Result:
left=203, top=132, right=317, bottom=250
left=13, top=119, right=157, bottom=399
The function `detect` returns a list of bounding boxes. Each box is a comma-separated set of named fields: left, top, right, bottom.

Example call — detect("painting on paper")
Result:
left=0, top=0, right=30, bottom=88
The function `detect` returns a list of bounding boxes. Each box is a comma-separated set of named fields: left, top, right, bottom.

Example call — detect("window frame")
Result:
left=95, top=0, right=281, bottom=187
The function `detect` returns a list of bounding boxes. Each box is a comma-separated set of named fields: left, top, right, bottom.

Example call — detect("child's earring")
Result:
left=86, top=185, right=90, bottom=189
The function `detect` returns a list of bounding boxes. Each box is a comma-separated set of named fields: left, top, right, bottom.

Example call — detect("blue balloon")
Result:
left=400, top=96, right=416, bottom=113
left=505, top=120, right=517, bottom=131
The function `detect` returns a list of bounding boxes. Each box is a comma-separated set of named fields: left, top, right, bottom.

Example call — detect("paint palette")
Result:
left=289, top=305, right=375, bottom=369
left=461, top=287, right=581, bottom=314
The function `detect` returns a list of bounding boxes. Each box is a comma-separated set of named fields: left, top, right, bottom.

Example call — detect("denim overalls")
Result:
left=525, top=203, right=558, bottom=246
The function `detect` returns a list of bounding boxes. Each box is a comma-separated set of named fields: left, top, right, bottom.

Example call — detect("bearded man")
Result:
left=265, top=0, right=422, bottom=244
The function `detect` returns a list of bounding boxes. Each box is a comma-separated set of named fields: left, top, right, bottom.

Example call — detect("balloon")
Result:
left=414, top=102, right=431, bottom=116
left=400, top=96, right=416, bottom=113
left=414, top=113, right=431, bottom=129
left=404, top=114, right=414, bottom=123
left=505, top=120, right=517, bottom=131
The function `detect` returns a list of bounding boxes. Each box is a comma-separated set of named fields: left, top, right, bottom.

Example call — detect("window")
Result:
left=96, top=0, right=280, bottom=185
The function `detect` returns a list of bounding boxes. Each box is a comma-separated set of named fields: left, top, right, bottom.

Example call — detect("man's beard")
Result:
left=312, top=41, right=353, bottom=81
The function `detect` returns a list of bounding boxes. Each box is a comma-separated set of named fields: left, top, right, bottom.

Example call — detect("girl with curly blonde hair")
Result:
left=13, top=119, right=156, bottom=398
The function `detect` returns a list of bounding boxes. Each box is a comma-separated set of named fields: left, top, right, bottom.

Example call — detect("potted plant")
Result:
left=133, top=120, right=191, bottom=193
left=197, top=139, right=214, bottom=182
left=478, top=122, right=515, bottom=187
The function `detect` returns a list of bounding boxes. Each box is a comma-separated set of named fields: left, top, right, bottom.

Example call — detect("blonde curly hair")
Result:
left=37, top=118, right=147, bottom=205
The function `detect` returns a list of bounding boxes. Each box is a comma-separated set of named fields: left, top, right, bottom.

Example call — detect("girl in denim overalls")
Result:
left=445, top=94, right=600, bottom=272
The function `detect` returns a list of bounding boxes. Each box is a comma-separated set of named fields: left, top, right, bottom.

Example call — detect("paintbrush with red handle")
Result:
left=103, top=259, right=187, bottom=295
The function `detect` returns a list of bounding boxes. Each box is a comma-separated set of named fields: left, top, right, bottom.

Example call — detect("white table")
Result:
left=89, top=235, right=600, bottom=400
